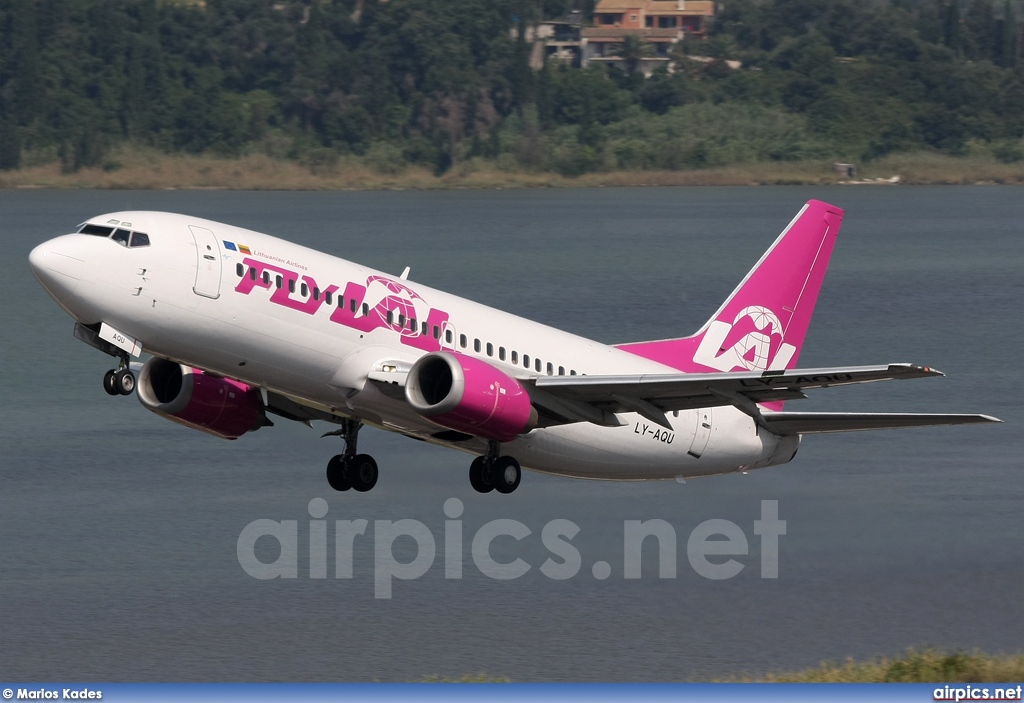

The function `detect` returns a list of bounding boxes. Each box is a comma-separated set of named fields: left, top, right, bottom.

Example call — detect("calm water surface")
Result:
left=0, top=186, right=1020, bottom=681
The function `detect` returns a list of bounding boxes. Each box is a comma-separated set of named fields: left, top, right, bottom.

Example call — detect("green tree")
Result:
left=8, top=0, right=42, bottom=126
left=612, top=34, right=653, bottom=74
left=943, top=0, right=963, bottom=54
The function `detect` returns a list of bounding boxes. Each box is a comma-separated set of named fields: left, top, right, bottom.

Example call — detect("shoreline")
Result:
left=2, top=150, right=1022, bottom=191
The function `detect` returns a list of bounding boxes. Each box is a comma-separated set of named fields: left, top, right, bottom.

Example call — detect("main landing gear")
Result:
left=103, top=356, right=135, bottom=396
left=469, top=442, right=521, bottom=494
left=325, top=419, right=378, bottom=493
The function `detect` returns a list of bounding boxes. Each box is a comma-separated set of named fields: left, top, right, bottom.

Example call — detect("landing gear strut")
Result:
left=325, top=419, right=378, bottom=493
left=469, top=441, right=521, bottom=494
left=103, top=355, right=135, bottom=396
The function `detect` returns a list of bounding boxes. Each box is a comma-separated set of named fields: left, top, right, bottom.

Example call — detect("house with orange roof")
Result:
left=581, top=0, right=715, bottom=74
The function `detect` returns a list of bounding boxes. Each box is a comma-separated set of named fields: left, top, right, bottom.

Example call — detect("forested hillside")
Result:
left=0, top=0, right=1021, bottom=178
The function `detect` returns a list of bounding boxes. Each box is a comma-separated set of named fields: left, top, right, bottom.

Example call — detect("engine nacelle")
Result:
left=406, top=352, right=537, bottom=442
left=137, top=357, right=266, bottom=440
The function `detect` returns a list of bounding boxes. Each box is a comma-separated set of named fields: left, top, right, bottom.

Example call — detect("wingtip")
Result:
left=890, top=363, right=945, bottom=377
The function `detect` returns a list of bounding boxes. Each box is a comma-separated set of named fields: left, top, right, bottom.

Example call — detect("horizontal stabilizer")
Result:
left=761, top=412, right=1002, bottom=435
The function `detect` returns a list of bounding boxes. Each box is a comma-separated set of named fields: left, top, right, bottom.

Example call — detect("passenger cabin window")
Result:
left=300, top=282, right=308, bottom=297
left=249, top=268, right=257, bottom=281
left=433, top=326, right=440, bottom=339
left=236, top=263, right=244, bottom=277
left=325, top=291, right=333, bottom=306
left=445, top=330, right=453, bottom=344
left=486, top=342, right=493, bottom=357
left=398, top=314, right=405, bottom=327
left=79, top=224, right=113, bottom=236
left=350, top=299, right=357, bottom=313
left=523, top=354, right=530, bottom=368
left=276, top=275, right=283, bottom=289
left=570, top=370, right=577, bottom=375
left=558, top=366, right=565, bottom=376
left=262, top=271, right=270, bottom=285
left=546, top=362, right=553, bottom=375
left=362, top=303, right=369, bottom=316
left=499, top=347, right=506, bottom=361
left=535, top=358, right=542, bottom=372
left=112, top=229, right=131, bottom=247
left=387, top=311, right=394, bottom=325
left=289, top=280, right=296, bottom=294
left=410, top=317, right=417, bottom=330
left=422, top=322, right=428, bottom=336
left=511, top=351, right=518, bottom=364
left=460, top=334, right=467, bottom=349
left=473, top=339, right=481, bottom=352
left=129, top=232, right=150, bottom=248
left=313, top=287, right=320, bottom=301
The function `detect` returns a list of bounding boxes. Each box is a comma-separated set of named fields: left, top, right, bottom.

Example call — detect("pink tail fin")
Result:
left=617, top=200, right=844, bottom=408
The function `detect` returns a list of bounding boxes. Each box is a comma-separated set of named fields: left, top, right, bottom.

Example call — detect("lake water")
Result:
left=0, top=186, right=1020, bottom=681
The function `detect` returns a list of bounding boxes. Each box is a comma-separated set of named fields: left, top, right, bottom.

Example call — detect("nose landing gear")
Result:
left=325, top=419, right=378, bottom=493
left=469, top=442, right=522, bottom=494
left=103, top=357, right=135, bottom=396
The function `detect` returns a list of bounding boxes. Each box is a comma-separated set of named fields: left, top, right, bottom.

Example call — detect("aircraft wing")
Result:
left=527, top=363, right=1000, bottom=431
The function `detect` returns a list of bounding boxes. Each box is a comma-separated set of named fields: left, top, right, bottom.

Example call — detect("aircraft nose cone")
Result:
left=28, top=242, right=51, bottom=277
left=29, top=238, right=83, bottom=297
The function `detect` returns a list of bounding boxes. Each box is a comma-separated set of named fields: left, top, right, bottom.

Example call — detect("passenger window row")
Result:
left=456, top=332, right=576, bottom=376
left=78, top=224, right=150, bottom=248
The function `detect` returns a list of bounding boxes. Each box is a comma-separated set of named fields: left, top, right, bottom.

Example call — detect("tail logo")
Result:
left=692, top=305, right=797, bottom=373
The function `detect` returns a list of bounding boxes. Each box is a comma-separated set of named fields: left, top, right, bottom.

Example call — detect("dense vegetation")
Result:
left=0, top=0, right=1022, bottom=177
left=761, top=648, right=1024, bottom=683
left=424, top=650, right=1024, bottom=683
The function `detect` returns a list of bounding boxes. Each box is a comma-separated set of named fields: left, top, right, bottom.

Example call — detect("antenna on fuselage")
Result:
left=400, top=266, right=411, bottom=280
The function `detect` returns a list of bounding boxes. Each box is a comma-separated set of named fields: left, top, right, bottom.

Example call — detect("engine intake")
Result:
left=406, top=352, right=536, bottom=442
left=137, top=357, right=266, bottom=440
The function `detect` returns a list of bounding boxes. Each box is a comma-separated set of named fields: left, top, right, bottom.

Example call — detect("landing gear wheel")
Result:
left=326, top=454, right=351, bottom=492
left=493, top=456, right=521, bottom=494
left=113, top=369, right=135, bottom=396
left=103, top=370, right=119, bottom=396
left=322, top=420, right=379, bottom=493
left=349, top=454, right=378, bottom=492
left=469, top=456, right=494, bottom=493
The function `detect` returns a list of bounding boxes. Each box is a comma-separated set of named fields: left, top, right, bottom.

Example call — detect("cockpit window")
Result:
left=130, top=232, right=150, bottom=248
left=79, top=224, right=114, bottom=236
left=112, top=229, right=131, bottom=247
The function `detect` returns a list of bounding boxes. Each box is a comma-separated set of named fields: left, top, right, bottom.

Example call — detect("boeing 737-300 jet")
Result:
left=28, top=200, right=999, bottom=494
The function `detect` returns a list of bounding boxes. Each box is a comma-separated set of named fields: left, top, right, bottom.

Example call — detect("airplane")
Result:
left=27, top=199, right=1000, bottom=494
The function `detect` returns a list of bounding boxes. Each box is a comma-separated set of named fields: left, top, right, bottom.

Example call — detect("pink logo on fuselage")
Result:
left=235, top=257, right=450, bottom=352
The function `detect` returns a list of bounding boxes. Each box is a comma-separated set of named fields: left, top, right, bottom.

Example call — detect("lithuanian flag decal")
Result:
left=223, top=241, right=252, bottom=254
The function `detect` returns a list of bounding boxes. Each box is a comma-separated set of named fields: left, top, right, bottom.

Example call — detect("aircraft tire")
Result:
left=350, top=454, right=378, bottom=492
left=493, top=456, right=521, bottom=494
left=326, top=455, right=351, bottom=492
left=114, top=369, right=136, bottom=396
left=103, top=370, right=119, bottom=396
left=469, top=457, right=493, bottom=493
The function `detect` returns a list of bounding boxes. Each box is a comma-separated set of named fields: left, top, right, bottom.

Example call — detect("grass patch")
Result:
left=0, top=143, right=1021, bottom=191
left=415, top=651, right=1024, bottom=683
left=751, top=649, right=1024, bottom=683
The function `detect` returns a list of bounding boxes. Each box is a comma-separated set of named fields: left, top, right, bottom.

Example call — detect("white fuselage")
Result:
left=31, top=211, right=798, bottom=480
